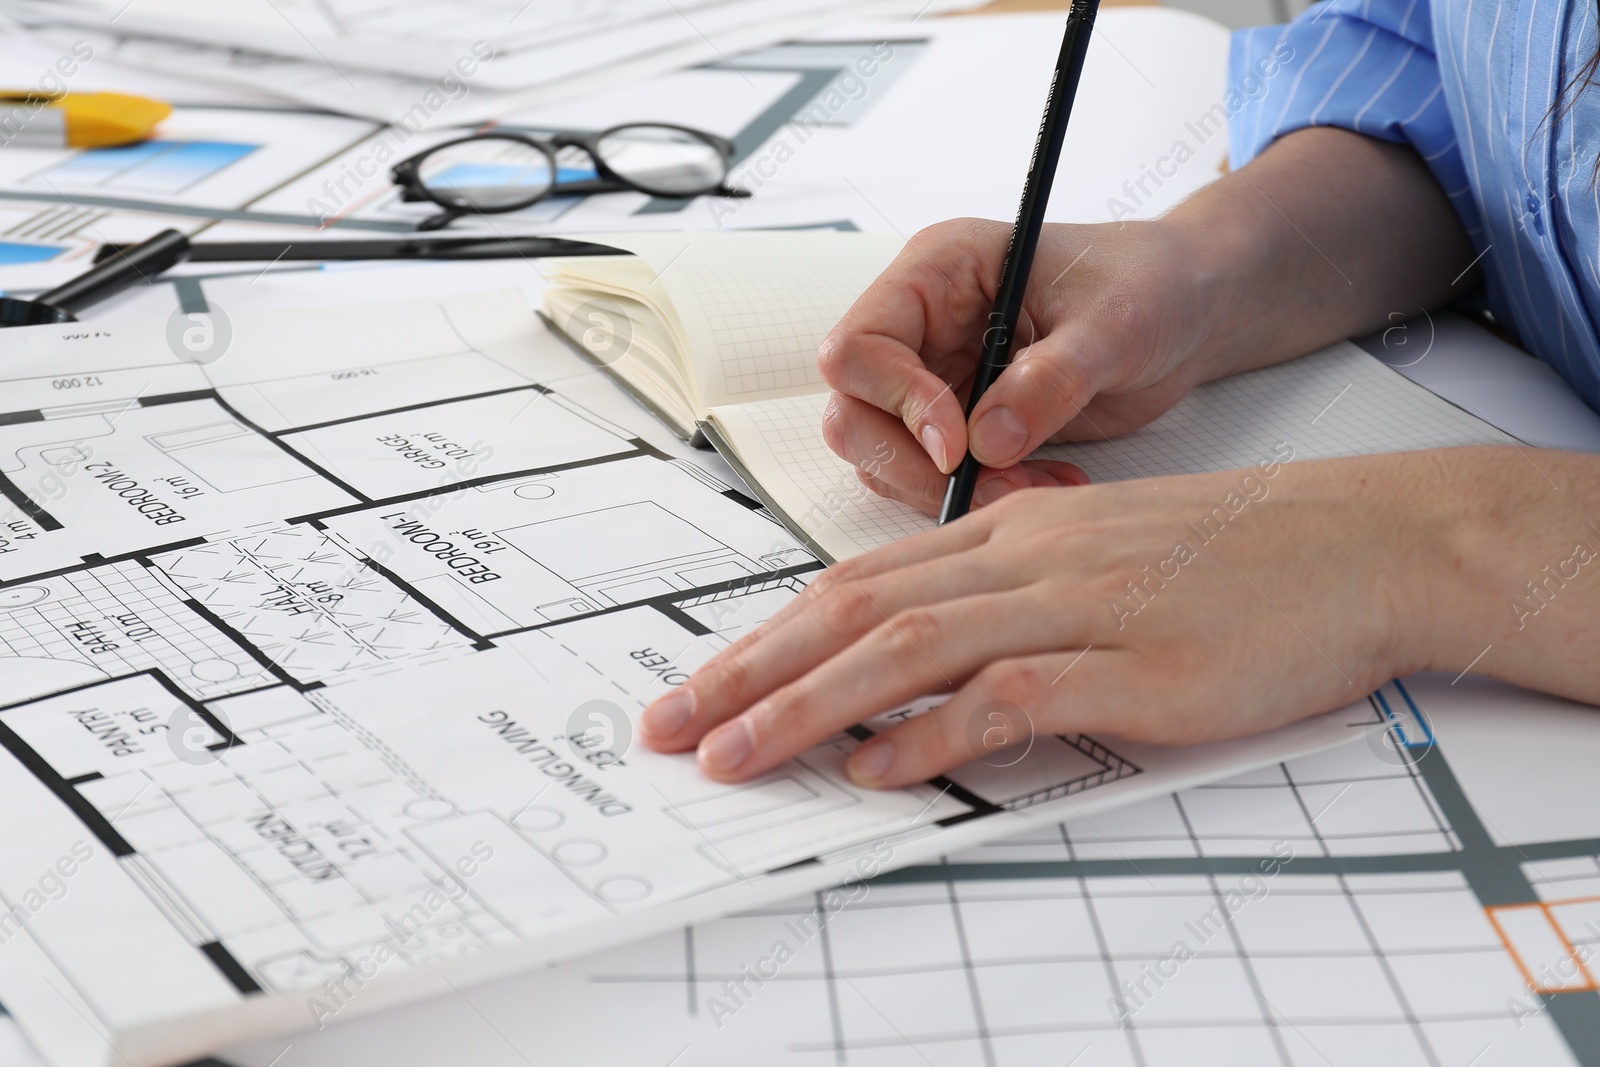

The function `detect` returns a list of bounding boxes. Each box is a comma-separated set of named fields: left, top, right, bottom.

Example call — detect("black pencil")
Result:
left=938, top=0, right=1101, bottom=523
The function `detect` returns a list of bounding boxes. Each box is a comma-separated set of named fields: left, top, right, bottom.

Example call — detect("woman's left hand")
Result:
left=637, top=448, right=1512, bottom=788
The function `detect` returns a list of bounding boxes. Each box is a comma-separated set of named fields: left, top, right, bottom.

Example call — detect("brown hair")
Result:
left=1539, top=33, right=1600, bottom=176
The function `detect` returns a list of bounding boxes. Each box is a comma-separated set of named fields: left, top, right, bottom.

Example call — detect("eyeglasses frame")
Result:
left=390, top=123, right=750, bottom=230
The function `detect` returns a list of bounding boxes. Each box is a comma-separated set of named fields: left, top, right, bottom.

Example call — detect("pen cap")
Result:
left=0, top=298, right=74, bottom=327
left=41, top=229, right=190, bottom=314
left=63, top=92, right=171, bottom=147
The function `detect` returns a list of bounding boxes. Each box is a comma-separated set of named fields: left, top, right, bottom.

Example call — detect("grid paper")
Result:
left=676, top=244, right=894, bottom=399
left=723, top=342, right=1516, bottom=559
left=744, top=395, right=933, bottom=546
left=1030, top=342, right=1515, bottom=482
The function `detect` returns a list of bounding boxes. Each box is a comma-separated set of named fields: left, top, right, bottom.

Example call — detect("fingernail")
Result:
left=1027, top=465, right=1086, bottom=488
left=699, top=719, right=753, bottom=775
left=641, top=687, right=694, bottom=739
left=973, top=478, right=1016, bottom=507
left=848, top=739, right=894, bottom=784
left=919, top=424, right=948, bottom=472
left=971, top=406, right=1028, bottom=465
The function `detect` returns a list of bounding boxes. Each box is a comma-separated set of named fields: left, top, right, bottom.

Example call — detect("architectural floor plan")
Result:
left=0, top=293, right=1372, bottom=1067
left=197, top=676, right=1600, bottom=1067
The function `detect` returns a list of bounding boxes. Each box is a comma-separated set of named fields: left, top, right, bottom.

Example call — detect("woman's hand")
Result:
left=817, top=127, right=1488, bottom=516
left=639, top=449, right=1514, bottom=787
left=817, top=216, right=1229, bottom=514
left=633, top=129, right=1600, bottom=788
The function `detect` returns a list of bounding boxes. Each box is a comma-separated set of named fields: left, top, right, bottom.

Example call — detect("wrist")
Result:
left=1156, top=200, right=1262, bottom=384
left=1374, top=450, right=1494, bottom=678
left=1386, top=447, right=1594, bottom=681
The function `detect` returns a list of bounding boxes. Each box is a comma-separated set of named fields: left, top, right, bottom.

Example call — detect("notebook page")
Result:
left=564, top=231, right=902, bottom=408
left=708, top=341, right=1518, bottom=562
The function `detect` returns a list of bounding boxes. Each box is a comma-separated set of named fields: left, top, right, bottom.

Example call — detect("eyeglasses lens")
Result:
left=419, top=138, right=555, bottom=210
left=594, top=125, right=727, bottom=197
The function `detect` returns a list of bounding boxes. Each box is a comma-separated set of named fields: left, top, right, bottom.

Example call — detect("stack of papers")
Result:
left=3, top=0, right=988, bottom=122
left=0, top=9, right=1238, bottom=266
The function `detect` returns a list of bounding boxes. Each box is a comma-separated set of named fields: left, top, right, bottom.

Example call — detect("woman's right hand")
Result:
left=816, top=216, right=1230, bottom=515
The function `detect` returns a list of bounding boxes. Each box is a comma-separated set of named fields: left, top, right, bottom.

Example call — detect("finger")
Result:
left=854, top=450, right=1089, bottom=515
left=821, top=392, right=946, bottom=506
left=1037, top=370, right=1196, bottom=444
left=819, top=329, right=968, bottom=474
left=844, top=648, right=1132, bottom=789
left=695, top=586, right=1094, bottom=782
left=967, top=325, right=1123, bottom=467
left=640, top=540, right=1018, bottom=752
left=715, top=511, right=992, bottom=658
left=819, top=238, right=983, bottom=475
left=970, top=461, right=1090, bottom=509
left=638, top=483, right=1007, bottom=754
left=716, top=498, right=1001, bottom=643
left=668, top=457, right=1084, bottom=712
left=855, top=467, right=939, bottom=516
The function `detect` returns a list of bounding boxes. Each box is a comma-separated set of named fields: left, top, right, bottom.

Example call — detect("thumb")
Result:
left=963, top=327, right=1115, bottom=467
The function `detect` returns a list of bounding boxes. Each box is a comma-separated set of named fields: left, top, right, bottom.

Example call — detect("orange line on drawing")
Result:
left=1485, top=906, right=1543, bottom=993
left=1486, top=903, right=1600, bottom=995
left=1543, top=902, right=1599, bottom=992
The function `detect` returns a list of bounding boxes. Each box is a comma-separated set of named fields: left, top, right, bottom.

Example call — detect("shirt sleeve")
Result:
left=1228, top=0, right=1479, bottom=240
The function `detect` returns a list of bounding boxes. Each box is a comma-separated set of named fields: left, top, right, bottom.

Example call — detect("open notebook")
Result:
left=544, top=232, right=1517, bottom=562
left=543, top=231, right=902, bottom=439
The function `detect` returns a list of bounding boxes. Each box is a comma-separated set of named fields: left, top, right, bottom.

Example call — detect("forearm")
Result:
left=1166, top=127, right=1479, bottom=380
left=1159, top=131, right=1599, bottom=694
left=1407, top=447, right=1600, bottom=703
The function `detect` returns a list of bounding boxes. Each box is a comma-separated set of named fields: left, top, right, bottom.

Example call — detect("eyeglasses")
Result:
left=389, top=123, right=750, bottom=231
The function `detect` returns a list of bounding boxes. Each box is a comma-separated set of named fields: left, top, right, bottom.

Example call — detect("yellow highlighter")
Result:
left=0, top=92, right=171, bottom=148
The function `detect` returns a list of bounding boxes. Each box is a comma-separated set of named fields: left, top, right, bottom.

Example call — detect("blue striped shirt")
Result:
left=1230, top=0, right=1600, bottom=411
